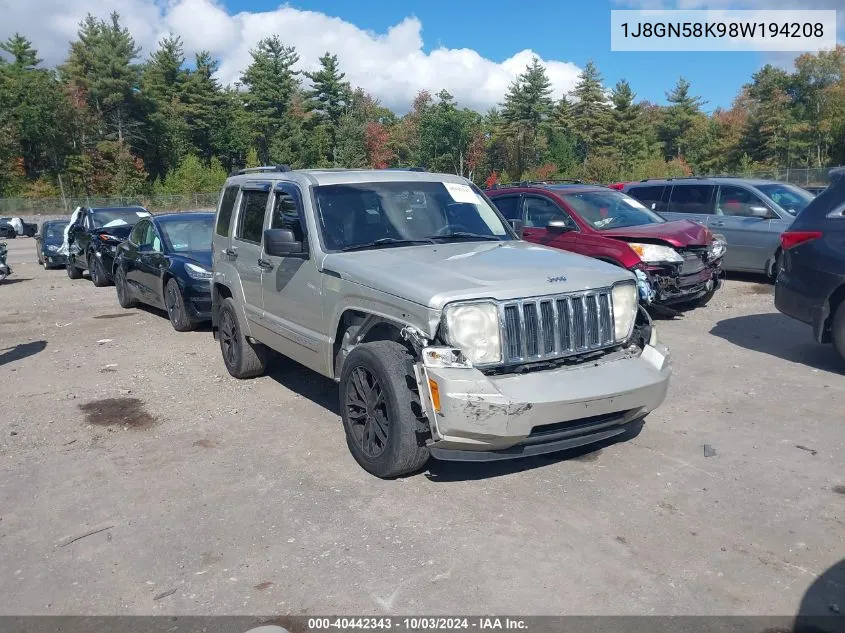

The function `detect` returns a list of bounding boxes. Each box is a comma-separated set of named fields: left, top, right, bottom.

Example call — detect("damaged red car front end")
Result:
left=486, top=184, right=726, bottom=309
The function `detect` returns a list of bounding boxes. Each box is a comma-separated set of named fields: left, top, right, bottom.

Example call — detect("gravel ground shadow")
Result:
left=710, top=313, right=842, bottom=373
left=0, top=340, right=46, bottom=367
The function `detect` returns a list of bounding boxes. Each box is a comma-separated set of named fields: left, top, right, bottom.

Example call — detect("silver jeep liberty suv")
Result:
left=211, top=166, right=672, bottom=477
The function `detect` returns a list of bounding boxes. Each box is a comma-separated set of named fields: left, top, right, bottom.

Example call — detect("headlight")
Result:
left=443, top=302, right=501, bottom=365
left=628, top=242, right=683, bottom=264
left=46, top=244, right=59, bottom=252
left=707, top=234, right=727, bottom=260
left=611, top=282, right=637, bottom=342
left=185, top=262, right=212, bottom=280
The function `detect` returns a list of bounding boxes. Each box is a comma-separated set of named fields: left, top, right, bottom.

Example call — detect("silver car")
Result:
left=623, top=178, right=814, bottom=278
left=211, top=166, right=672, bottom=478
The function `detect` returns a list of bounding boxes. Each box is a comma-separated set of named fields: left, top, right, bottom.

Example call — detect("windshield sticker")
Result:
left=102, top=219, right=129, bottom=227
left=623, top=198, right=648, bottom=209
left=444, top=182, right=481, bottom=204
left=136, top=211, right=151, bottom=217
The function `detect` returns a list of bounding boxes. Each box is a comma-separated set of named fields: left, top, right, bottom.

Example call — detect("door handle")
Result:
left=222, top=247, right=238, bottom=259
left=257, top=258, right=274, bottom=271
left=711, top=221, right=725, bottom=227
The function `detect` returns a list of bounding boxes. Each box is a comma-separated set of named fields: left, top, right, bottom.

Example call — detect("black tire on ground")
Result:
left=66, top=259, right=82, bottom=279
left=339, top=340, right=430, bottom=478
left=218, top=297, right=267, bottom=378
left=88, top=254, right=110, bottom=287
left=768, top=249, right=783, bottom=283
left=831, top=301, right=845, bottom=364
left=164, top=277, right=198, bottom=332
left=114, top=266, right=137, bottom=308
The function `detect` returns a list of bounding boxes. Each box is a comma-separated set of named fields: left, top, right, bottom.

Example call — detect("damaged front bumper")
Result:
left=415, top=338, right=671, bottom=461
left=636, top=257, right=724, bottom=306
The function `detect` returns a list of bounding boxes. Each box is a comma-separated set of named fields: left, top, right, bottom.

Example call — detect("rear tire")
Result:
left=768, top=249, right=783, bottom=283
left=218, top=297, right=267, bottom=378
left=339, top=340, right=430, bottom=478
left=115, top=266, right=138, bottom=308
left=66, top=260, right=82, bottom=279
left=89, top=254, right=110, bottom=287
left=831, top=302, right=845, bottom=364
left=164, top=278, right=198, bottom=332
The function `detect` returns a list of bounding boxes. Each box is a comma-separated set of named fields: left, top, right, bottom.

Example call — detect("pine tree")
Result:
left=501, top=57, right=554, bottom=178
left=140, top=34, right=188, bottom=179
left=304, top=52, right=351, bottom=164
left=609, top=79, right=651, bottom=177
left=183, top=51, right=225, bottom=160
left=240, top=36, right=301, bottom=164
left=0, top=33, right=42, bottom=68
left=570, top=60, right=612, bottom=161
left=659, top=77, right=706, bottom=160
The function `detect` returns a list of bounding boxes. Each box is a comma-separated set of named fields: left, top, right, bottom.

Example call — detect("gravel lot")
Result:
left=1, top=235, right=843, bottom=617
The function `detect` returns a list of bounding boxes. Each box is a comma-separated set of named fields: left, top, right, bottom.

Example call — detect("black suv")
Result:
left=66, top=206, right=151, bottom=286
left=775, top=168, right=845, bottom=362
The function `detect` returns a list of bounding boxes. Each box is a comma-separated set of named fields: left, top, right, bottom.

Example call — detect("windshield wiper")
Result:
left=427, top=232, right=501, bottom=242
left=340, top=237, right=436, bottom=252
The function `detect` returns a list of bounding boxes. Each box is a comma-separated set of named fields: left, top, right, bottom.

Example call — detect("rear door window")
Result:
left=626, top=185, right=666, bottom=211
left=235, top=190, right=269, bottom=244
left=667, top=185, right=716, bottom=214
left=215, top=185, right=240, bottom=237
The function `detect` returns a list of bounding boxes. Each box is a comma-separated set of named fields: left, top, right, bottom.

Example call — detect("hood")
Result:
left=600, top=220, right=710, bottom=248
left=322, top=241, right=634, bottom=310
left=177, top=250, right=212, bottom=268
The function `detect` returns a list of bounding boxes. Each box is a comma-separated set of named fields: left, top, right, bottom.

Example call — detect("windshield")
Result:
left=755, top=184, right=814, bottom=215
left=313, top=181, right=513, bottom=251
left=91, top=208, right=150, bottom=229
left=44, top=222, right=68, bottom=243
left=158, top=215, right=214, bottom=253
left=560, top=190, right=665, bottom=230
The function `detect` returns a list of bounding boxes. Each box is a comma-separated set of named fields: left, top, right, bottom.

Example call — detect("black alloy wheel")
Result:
left=345, top=366, right=390, bottom=459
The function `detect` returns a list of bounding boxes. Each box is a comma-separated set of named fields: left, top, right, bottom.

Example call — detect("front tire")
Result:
left=89, top=254, right=110, bottom=287
left=831, top=302, right=845, bottom=364
left=218, top=297, right=267, bottom=378
left=339, top=341, right=430, bottom=478
left=164, top=278, right=198, bottom=332
left=66, top=260, right=82, bottom=279
left=115, top=266, right=138, bottom=308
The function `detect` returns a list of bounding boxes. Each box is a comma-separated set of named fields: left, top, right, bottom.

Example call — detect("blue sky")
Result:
left=4, top=0, right=842, bottom=113
left=221, top=0, right=772, bottom=112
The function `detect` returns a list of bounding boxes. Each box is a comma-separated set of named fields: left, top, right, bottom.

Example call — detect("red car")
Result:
left=486, top=183, right=726, bottom=309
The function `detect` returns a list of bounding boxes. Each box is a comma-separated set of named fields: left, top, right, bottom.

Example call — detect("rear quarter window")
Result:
left=215, top=185, right=240, bottom=237
left=626, top=185, right=666, bottom=211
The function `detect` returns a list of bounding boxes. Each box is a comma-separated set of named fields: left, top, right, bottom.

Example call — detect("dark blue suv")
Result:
left=775, top=168, right=845, bottom=362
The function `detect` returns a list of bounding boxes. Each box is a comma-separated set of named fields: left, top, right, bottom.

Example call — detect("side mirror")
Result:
left=547, top=219, right=573, bottom=233
left=508, top=219, right=524, bottom=237
left=264, top=228, right=306, bottom=257
left=749, top=206, right=771, bottom=218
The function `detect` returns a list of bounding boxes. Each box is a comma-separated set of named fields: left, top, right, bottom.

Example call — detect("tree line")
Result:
left=1, top=12, right=844, bottom=199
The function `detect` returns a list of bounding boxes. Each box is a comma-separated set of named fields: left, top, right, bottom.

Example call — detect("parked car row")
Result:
left=29, top=166, right=845, bottom=478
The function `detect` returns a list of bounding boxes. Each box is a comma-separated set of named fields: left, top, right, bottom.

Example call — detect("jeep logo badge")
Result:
left=547, top=275, right=567, bottom=283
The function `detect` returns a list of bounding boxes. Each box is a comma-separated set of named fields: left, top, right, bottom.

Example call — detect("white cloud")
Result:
left=0, top=0, right=583, bottom=112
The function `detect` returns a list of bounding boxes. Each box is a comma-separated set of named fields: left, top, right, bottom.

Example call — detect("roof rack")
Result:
left=487, top=179, right=590, bottom=190
left=383, top=166, right=427, bottom=172
left=229, top=165, right=292, bottom=176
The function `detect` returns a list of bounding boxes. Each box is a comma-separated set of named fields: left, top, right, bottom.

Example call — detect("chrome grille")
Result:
left=500, top=290, right=616, bottom=365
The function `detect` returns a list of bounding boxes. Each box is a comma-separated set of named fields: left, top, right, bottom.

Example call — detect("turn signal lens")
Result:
left=780, top=231, right=822, bottom=250
left=428, top=378, right=441, bottom=413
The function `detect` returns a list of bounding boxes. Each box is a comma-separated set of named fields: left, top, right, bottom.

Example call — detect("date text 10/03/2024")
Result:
left=305, top=617, right=529, bottom=630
